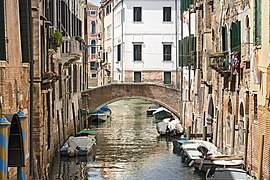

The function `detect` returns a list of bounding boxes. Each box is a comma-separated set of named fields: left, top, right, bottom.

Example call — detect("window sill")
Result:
left=162, top=60, right=172, bottom=62
left=162, top=21, right=173, bottom=24
left=133, top=60, right=143, bottom=62
left=133, top=21, right=143, bottom=24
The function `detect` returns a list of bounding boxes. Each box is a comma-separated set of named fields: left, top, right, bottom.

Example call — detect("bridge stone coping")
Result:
left=82, top=83, right=182, bottom=119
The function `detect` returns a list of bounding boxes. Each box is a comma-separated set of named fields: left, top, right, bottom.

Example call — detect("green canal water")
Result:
left=49, top=99, right=205, bottom=180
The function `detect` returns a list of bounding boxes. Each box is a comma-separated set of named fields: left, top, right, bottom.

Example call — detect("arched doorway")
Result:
left=207, top=96, right=214, bottom=142
left=238, top=102, right=244, bottom=152
left=8, top=114, right=24, bottom=167
left=226, top=99, right=232, bottom=146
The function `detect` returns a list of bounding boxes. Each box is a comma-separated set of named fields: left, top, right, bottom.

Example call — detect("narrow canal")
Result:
left=49, top=99, right=204, bottom=180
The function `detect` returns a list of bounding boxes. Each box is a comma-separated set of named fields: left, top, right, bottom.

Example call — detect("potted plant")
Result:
left=50, top=29, right=62, bottom=49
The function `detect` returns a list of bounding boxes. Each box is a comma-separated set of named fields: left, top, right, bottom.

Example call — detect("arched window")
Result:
left=91, top=40, right=96, bottom=55
left=91, top=21, right=96, bottom=34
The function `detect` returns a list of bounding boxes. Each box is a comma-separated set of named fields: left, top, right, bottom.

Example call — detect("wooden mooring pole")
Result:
left=203, top=126, right=207, bottom=141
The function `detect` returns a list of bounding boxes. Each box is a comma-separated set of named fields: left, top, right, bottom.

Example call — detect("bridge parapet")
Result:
left=82, top=83, right=181, bottom=118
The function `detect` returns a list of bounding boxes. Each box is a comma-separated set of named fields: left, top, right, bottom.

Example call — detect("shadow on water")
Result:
left=49, top=99, right=205, bottom=180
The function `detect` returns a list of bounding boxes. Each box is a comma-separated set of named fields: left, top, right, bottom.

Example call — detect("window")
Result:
left=91, top=73, right=97, bottom=78
left=163, top=7, right=171, bottom=22
left=106, top=25, right=111, bottom=39
left=133, top=44, right=142, bottom=61
left=164, top=71, right=171, bottom=84
left=254, top=94, right=258, bottom=122
left=117, top=44, right=121, bottom=61
left=254, top=0, right=261, bottom=45
left=91, top=21, right=96, bottom=34
left=0, top=0, right=6, bottom=60
left=133, top=7, right=142, bottom=22
left=106, top=4, right=111, bottom=16
left=134, top=71, right=141, bottom=82
left=90, top=62, right=96, bottom=70
left=163, top=44, right=172, bottom=61
left=91, top=40, right=96, bottom=55
left=90, top=10, right=96, bottom=16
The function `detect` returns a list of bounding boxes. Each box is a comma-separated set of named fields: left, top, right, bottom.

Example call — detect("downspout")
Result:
left=28, top=0, right=34, bottom=176
left=180, top=1, right=183, bottom=118
left=121, top=0, right=124, bottom=83
left=175, top=0, right=179, bottom=89
left=112, top=0, right=115, bottom=82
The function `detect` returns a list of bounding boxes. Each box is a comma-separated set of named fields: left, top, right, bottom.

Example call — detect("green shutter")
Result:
left=0, top=0, right=6, bottom=60
left=134, top=72, right=141, bottom=82
left=164, top=72, right=171, bottom=84
left=254, top=0, right=262, bottom=45
left=19, top=0, right=31, bottom=63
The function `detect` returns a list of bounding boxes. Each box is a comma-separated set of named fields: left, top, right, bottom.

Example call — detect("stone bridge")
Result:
left=81, top=83, right=181, bottom=118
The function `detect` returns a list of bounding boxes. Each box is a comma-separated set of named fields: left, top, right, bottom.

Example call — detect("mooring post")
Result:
left=187, top=126, right=191, bottom=140
left=0, top=113, right=11, bottom=180
left=17, top=109, right=27, bottom=180
left=203, top=126, right=207, bottom=141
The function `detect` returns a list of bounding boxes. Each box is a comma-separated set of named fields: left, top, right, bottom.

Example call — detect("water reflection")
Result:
left=49, top=99, right=204, bottom=180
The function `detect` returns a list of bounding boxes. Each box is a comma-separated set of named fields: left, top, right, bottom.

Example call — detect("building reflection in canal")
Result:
left=49, top=99, right=204, bottom=180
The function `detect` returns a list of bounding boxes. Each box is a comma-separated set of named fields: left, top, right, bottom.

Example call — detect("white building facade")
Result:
left=113, top=0, right=180, bottom=87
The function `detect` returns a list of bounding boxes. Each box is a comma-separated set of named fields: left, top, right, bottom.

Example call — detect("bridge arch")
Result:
left=82, top=83, right=181, bottom=118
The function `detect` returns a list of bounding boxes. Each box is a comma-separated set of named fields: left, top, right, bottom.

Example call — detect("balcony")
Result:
left=209, top=52, right=231, bottom=77
left=62, top=37, right=83, bottom=66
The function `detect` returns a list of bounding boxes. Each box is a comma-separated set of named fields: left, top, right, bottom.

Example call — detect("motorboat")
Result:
left=206, top=167, right=251, bottom=180
left=156, top=118, right=183, bottom=136
left=153, top=107, right=173, bottom=120
left=60, top=129, right=96, bottom=157
left=146, top=105, right=159, bottom=116
left=89, top=109, right=110, bottom=123
left=180, top=140, right=221, bottom=167
left=172, top=136, right=187, bottom=150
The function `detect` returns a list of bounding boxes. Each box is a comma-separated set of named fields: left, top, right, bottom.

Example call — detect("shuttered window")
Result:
left=134, top=71, right=141, bottom=82
left=164, top=71, right=171, bottom=84
left=222, top=26, right=228, bottom=51
left=254, top=0, right=262, bottom=45
left=163, top=44, right=172, bottom=61
left=163, top=7, right=171, bottom=22
left=133, top=44, right=142, bottom=61
left=0, top=0, right=6, bottom=60
left=19, top=0, right=31, bottom=63
left=133, top=7, right=142, bottom=22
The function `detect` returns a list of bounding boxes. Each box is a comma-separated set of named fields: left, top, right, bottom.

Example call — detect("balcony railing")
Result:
left=209, top=52, right=231, bottom=77
left=62, top=37, right=83, bottom=65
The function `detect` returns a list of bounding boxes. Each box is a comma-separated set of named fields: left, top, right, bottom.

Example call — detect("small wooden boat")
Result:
left=206, top=167, right=251, bottom=180
left=60, top=129, right=96, bottom=157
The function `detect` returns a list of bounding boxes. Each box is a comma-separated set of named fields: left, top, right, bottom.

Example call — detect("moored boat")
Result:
left=153, top=107, right=173, bottom=120
left=60, top=129, right=96, bottom=157
left=206, top=167, right=251, bottom=180
left=146, top=105, right=159, bottom=116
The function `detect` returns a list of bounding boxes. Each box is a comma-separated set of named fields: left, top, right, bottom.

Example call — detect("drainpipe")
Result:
left=28, top=0, right=34, bottom=176
left=121, top=0, right=124, bottom=83
left=180, top=1, right=183, bottom=119
left=111, top=0, right=115, bottom=82
left=175, top=0, right=179, bottom=89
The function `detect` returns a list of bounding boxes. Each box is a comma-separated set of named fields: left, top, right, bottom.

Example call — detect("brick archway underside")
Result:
left=82, top=83, right=181, bottom=118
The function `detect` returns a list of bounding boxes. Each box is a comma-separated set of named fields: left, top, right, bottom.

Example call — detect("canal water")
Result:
left=49, top=99, right=204, bottom=180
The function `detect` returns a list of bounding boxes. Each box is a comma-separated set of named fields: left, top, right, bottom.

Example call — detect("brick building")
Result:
left=181, top=0, right=270, bottom=179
